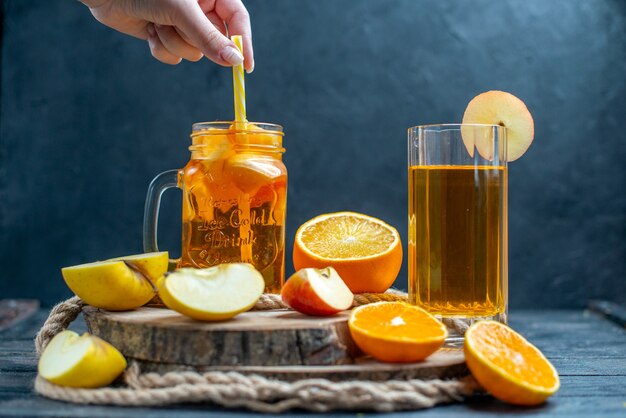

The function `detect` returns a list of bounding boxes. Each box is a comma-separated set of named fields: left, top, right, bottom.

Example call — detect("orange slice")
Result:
left=348, top=302, right=447, bottom=362
left=293, top=212, right=402, bottom=293
left=462, top=90, right=534, bottom=161
left=465, top=321, right=560, bottom=405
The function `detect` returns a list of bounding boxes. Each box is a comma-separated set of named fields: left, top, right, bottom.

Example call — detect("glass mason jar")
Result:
left=144, top=122, right=287, bottom=293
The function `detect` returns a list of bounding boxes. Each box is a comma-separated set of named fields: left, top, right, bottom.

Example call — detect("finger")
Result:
left=147, top=24, right=182, bottom=65
left=214, top=0, right=254, bottom=72
left=205, top=11, right=227, bottom=36
left=175, top=26, right=197, bottom=46
left=173, top=2, right=243, bottom=67
left=174, top=12, right=225, bottom=47
left=154, top=24, right=203, bottom=62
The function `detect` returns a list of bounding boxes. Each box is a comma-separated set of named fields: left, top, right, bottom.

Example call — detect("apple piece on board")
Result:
left=281, top=267, right=354, bottom=316
left=61, top=254, right=167, bottom=311
left=158, top=263, right=265, bottom=321
left=107, top=251, right=169, bottom=283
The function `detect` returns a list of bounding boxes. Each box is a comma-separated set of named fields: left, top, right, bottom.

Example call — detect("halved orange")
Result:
left=465, top=321, right=560, bottom=405
left=348, top=302, right=447, bottom=362
left=293, top=212, right=402, bottom=293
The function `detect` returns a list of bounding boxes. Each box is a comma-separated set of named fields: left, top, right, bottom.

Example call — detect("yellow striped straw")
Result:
left=231, top=35, right=247, bottom=123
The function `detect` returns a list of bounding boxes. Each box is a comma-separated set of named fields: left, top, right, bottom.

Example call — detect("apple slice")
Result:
left=38, top=330, right=127, bottom=388
left=462, top=90, right=534, bottom=162
left=108, top=251, right=170, bottom=283
left=193, top=127, right=235, bottom=160
left=224, top=152, right=285, bottom=194
left=61, top=252, right=169, bottom=310
left=158, top=263, right=264, bottom=321
left=281, top=267, right=354, bottom=316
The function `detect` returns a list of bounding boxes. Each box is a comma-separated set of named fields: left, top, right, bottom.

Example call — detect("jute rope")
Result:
left=35, top=296, right=85, bottom=356
left=33, top=292, right=478, bottom=412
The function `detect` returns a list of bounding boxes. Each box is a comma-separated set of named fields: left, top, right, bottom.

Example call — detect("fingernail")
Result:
left=220, top=46, right=244, bottom=66
left=246, top=61, right=255, bottom=74
left=147, top=24, right=155, bottom=37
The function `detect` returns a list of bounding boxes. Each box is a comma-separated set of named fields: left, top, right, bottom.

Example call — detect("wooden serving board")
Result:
left=134, top=351, right=468, bottom=381
left=84, top=307, right=357, bottom=367
left=83, top=306, right=468, bottom=381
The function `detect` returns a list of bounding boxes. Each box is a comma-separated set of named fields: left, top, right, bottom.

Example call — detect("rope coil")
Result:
left=33, top=292, right=478, bottom=412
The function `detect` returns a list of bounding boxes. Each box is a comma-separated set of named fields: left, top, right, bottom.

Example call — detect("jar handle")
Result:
left=143, top=170, right=180, bottom=264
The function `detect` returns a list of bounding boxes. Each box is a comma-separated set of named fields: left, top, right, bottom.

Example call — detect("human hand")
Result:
left=81, top=0, right=254, bottom=72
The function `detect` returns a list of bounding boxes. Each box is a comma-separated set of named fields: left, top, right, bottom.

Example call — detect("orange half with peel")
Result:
left=348, top=302, right=447, bottom=363
left=464, top=321, right=560, bottom=405
left=293, top=212, right=402, bottom=293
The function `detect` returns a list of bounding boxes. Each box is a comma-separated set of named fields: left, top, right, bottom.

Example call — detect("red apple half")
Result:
left=281, top=267, right=354, bottom=316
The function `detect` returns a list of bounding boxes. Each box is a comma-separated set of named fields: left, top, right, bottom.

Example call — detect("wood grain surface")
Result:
left=134, top=350, right=468, bottom=381
left=0, top=299, right=39, bottom=332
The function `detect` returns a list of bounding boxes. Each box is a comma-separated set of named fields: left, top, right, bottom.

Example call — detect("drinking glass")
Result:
left=408, top=124, right=507, bottom=341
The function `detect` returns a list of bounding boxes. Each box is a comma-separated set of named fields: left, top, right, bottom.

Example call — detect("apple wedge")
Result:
left=224, top=153, right=284, bottom=194
left=281, top=267, right=354, bottom=316
left=61, top=253, right=168, bottom=310
left=158, top=263, right=264, bottom=321
left=462, top=90, right=534, bottom=162
left=38, top=330, right=127, bottom=388
left=107, top=251, right=169, bottom=283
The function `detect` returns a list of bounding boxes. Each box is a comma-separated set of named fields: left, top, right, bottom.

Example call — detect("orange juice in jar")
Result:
left=144, top=122, right=287, bottom=293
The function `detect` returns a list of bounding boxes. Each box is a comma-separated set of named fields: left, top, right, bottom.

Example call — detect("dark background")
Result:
left=1, top=0, right=624, bottom=308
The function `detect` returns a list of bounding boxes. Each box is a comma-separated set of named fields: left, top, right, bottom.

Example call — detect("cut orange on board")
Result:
left=464, top=321, right=560, bottom=405
left=293, top=212, right=402, bottom=293
left=348, top=302, right=447, bottom=362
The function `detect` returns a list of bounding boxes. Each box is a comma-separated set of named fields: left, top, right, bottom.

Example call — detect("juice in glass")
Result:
left=408, top=165, right=507, bottom=318
left=144, top=122, right=287, bottom=293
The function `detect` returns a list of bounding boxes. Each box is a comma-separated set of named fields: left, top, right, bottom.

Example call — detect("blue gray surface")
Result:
left=2, top=308, right=626, bottom=416
left=1, top=0, right=625, bottom=307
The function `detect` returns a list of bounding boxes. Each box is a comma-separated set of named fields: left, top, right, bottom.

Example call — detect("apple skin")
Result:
left=281, top=267, right=353, bottom=316
left=62, top=261, right=157, bottom=311
left=107, top=251, right=169, bottom=283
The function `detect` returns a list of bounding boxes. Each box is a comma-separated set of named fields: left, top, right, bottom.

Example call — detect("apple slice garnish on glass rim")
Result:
left=461, top=90, right=535, bottom=162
